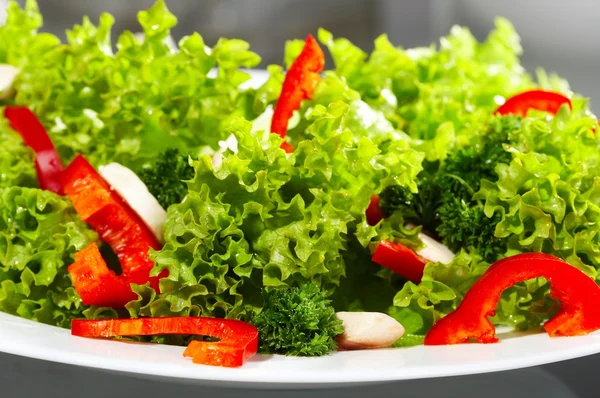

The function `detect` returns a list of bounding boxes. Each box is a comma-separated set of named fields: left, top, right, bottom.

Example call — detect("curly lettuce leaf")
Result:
left=5, top=0, right=261, bottom=169
left=391, top=101, right=600, bottom=339
left=127, top=96, right=422, bottom=319
left=476, top=102, right=600, bottom=277
left=0, top=116, right=37, bottom=188
left=139, top=119, right=352, bottom=319
left=0, top=187, right=98, bottom=327
left=320, top=19, right=548, bottom=161
left=0, top=0, right=60, bottom=67
left=388, top=250, right=485, bottom=345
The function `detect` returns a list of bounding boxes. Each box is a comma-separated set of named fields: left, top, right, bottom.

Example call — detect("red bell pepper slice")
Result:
left=372, top=240, right=428, bottom=283
left=366, top=194, right=386, bottom=226
left=71, top=317, right=259, bottom=368
left=424, top=253, right=600, bottom=345
left=4, top=106, right=64, bottom=194
left=280, top=141, right=295, bottom=154
left=63, top=154, right=162, bottom=307
left=494, top=90, right=571, bottom=117
left=271, top=34, right=325, bottom=151
left=69, top=244, right=143, bottom=307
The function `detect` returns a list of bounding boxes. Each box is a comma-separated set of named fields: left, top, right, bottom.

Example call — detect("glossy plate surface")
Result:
left=2, top=310, right=600, bottom=387
left=2, top=70, right=600, bottom=388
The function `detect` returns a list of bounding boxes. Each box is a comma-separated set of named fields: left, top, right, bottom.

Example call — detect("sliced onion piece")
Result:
left=416, top=233, right=455, bottom=264
left=98, top=162, right=167, bottom=243
left=0, top=64, right=19, bottom=100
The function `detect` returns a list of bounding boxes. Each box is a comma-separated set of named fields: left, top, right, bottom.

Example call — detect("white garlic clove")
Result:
left=336, top=311, right=405, bottom=350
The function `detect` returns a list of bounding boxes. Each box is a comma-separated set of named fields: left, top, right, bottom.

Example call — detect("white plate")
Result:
left=2, top=311, right=600, bottom=388
left=2, top=69, right=600, bottom=389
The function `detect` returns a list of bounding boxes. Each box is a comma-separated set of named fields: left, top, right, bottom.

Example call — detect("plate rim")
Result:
left=2, top=311, right=600, bottom=387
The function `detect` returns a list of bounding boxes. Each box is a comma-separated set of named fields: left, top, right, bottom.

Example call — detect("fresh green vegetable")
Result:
left=390, top=101, right=600, bottom=340
left=441, top=118, right=517, bottom=197
left=0, top=187, right=98, bottom=327
left=319, top=20, right=541, bottom=157
left=0, top=117, right=37, bottom=189
left=252, top=283, right=343, bottom=356
left=137, top=148, right=194, bottom=209
left=436, top=201, right=505, bottom=262
left=379, top=174, right=439, bottom=229
left=0, top=0, right=60, bottom=69
left=130, top=100, right=421, bottom=320
left=380, top=115, right=521, bottom=261
left=435, top=116, right=520, bottom=260
left=4, top=0, right=262, bottom=169
left=477, top=100, right=600, bottom=275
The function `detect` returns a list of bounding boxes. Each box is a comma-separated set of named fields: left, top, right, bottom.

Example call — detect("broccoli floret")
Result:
left=380, top=116, right=519, bottom=261
left=441, top=117, right=518, bottom=201
left=433, top=116, right=518, bottom=260
left=436, top=197, right=507, bottom=261
left=138, top=149, right=195, bottom=209
left=379, top=185, right=417, bottom=218
left=487, top=114, right=522, bottom=144
left=379, top=172, right=441, bottom=229
left=251, top=284, right=344, bottom=356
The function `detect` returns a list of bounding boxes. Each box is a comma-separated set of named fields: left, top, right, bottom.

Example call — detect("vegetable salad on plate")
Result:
left=2, top=0, right=600, bottom=367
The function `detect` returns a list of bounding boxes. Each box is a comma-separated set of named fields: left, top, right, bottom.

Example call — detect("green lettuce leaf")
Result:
left=0, top=187, right=98, bottom=327
left=0, top=0, right=60, bottom=67
left=126, top=96, right=422, bottom=319
left=0, top=115, right=37, bottom=188
left=319, top=19, right=549, bottom=161
left=390, top=101, right=600, bottom=338
left=388, top=250, right=486, bottom=344
left=5, top=0, right=261, bottom=169
left=476, top=103, right=600, bottom=277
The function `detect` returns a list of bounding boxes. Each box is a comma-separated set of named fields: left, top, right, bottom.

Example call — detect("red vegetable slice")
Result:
left=270, top=34, right=325, bottom=152
left=424, top=253, right=600, bottom=345
left=372, top=240, right=428, bottom=283
left=280, top=141, right=295, bottom=153
left=71, top=317, right=259, bottom=368
left=494, top=90, right=571, bottom=117
left=366, top=194, right=386, bottom=226
left=4, top=106, right=64, bottom=194
left=69, top=244, right=139, bottom=307
left=63, top=155, right=163, bottom=307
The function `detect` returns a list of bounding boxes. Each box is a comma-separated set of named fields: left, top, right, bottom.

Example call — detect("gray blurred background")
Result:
left=3, top=0, right=598, bottom=111
left=1, top=1, right=600, bottom=397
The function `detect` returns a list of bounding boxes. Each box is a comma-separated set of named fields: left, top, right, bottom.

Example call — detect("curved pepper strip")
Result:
left=71, top=317, right=259, bottom=368
left=63, top=154, right=163, bottom=307
left=494, top=90, right=571, bottom=117
left=4, top=106, right=64, bottom=194
left=271, top=34, right=325, bottom=150
left=424, top=253, right=600, bottom=345
left=69, top=244, right=146, bottom=307
left=372, top=240, right=428, bottom=284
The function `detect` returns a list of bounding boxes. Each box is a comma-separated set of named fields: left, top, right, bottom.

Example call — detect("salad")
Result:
left=1, top=0, right=600, bottom=368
